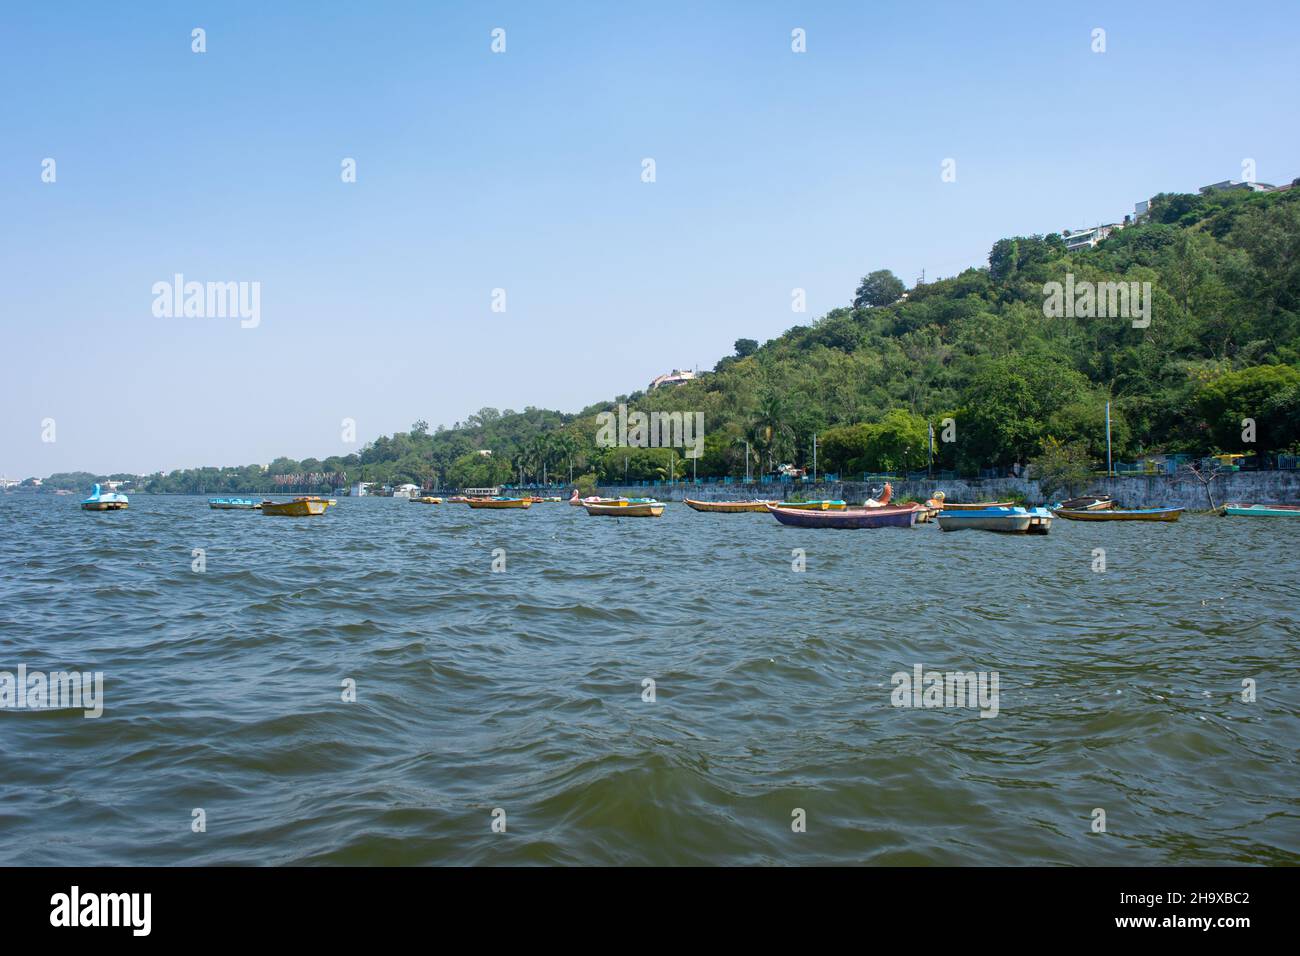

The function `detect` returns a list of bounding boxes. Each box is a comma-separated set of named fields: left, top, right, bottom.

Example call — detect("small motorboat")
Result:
left=773, top=499, right=847, bottom=511
left=466, top=497, right=532, bottom=509
left=766, top=502, right=921, bottom=529
left=583, top=501, right=665, bottom=517
left=261, top=498, right=328, bottom=516
left=209, top=497, right=261, bottom=510
left=684, top=498, right=778, bottom=513
left=81, top=483, right=128, bottom=511
left=937, top=506, right=1052, bottom=534
left=1221, top=503, right=1300, bottom=517
left=1053, top=506, right=1183, bottom=522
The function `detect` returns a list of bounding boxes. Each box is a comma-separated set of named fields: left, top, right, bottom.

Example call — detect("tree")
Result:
left=1197, top=364, right=1300, bottom=451
left=734, top=338, right=759, bottom=358
left=1029, top=438, right=1095, bottom=502
left=853, top=270, right=905, bottom=309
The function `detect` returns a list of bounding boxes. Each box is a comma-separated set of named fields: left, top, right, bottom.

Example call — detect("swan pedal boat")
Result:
left=684, top=498, right=778, bottom=513
left=1053, top=506, right=1183, bottom=522
left=81, top=484, right=129, bottom=511
left=936, top=506, right=1052, bottom=534
left=766, top=502, right=920, bottom=529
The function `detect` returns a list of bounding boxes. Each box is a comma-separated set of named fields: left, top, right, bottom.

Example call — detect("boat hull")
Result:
left=1054, top=507, right=1183, bottom=522
left=684, top=498, right=776, bottom=513
left=937, top=507, right=1052, bottom=534
left=409, top=497, right=443, bottom=504
left=584, top=502, right=664, bottom=517
left=766, top=503, right=919, bottom=528
left=261, top=499, right=327, bottom=516
left=81, top=501, right=128, bottom=511
left=1222, top=504, right=1300, bottom=517
left=466, top=498, right=532, bottom=509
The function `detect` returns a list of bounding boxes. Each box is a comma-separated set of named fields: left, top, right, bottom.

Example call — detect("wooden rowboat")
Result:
left=1221, top=503, right=1300, bottom=518
left=937, top=507, right=1052, bottom=534
left=466, top=497, right=532, bottom=509
left=1053, top=506, right=1183, bottom=522
left=766, top=502, right=920, bottom=529
left=774, top=499, right=847, bottom=511
left=583, top=501, right=664, bottom=517
left=684, top=498, right=778, bottom=513
left=1059, top=495, right=1114, bottom=511
left=262, top=498, right=327, bottom=516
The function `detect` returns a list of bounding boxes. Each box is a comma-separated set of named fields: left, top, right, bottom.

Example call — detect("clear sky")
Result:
left=3, top=0, right=1297, bottom=479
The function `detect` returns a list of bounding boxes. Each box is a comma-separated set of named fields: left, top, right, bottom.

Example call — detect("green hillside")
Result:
left=122, top=182, right=1300, bottom=495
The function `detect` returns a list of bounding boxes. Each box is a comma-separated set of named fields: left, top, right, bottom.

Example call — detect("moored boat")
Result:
left=766, top=502, right=920, bottom=529
left=583, top=501, right=665, bottom=517
left=938, top=501, right=1016, bottom=511
left=1221, top=503, right=1300, bottom=518
left=261, top=498, right=327, bottom=516
left=684, top=498, right=778, bottom=513
left=410, top=496, right=443, bottom=504
left=1058, top=494, right=1115, bottom=511
left=466, top=497, right=532, bottom=509
left=937, top=506, right=1052, bottom=534
left=1053, top=506, right=1183, bottom=522
left=81, top=483, right=129, bottom=511
left=209, top=497, right=261, bottom=510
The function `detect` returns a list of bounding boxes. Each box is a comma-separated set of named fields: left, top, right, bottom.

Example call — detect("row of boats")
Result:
left=78, top=484, right=1300, bottom=526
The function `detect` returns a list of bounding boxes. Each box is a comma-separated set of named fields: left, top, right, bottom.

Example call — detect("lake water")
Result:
left=1, top=494, right=1296, bottom=865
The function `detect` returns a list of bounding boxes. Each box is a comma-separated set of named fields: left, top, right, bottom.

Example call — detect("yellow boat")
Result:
left=684, top=498, right=778, bottom=513
left=583, top=501, right=665, bottom=517
left=466, top=497, right=532, bottom=509
left=261, top=498, right=328, bottom=516
left=410, top=496, right=443, bottom=504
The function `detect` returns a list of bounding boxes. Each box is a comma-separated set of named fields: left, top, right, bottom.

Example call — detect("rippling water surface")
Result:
left=1, top=494, right=1296, bottom=865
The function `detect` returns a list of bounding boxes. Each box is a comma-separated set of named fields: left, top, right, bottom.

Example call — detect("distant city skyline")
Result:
left=4, top=1, right=1298, bottom=478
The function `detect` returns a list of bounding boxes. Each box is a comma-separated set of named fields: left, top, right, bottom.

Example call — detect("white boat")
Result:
left=937, top=506, right=1052, bottom=534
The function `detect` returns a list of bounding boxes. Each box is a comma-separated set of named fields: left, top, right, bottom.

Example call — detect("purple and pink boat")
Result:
left=765, top=502, right=921, bottom=529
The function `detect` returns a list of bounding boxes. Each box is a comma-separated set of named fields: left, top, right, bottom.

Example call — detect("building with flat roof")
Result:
left=649, top=369, right=696, bottom=390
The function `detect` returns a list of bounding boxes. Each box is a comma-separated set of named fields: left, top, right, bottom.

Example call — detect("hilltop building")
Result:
left=649, top=369, right=696, bottom=390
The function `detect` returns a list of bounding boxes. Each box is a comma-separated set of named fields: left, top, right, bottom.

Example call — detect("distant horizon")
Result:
left=6, top=0, right=1298, bottom=478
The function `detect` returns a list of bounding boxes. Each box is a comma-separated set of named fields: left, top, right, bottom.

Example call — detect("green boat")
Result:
left=1222, top=503, right=1300, bottom=518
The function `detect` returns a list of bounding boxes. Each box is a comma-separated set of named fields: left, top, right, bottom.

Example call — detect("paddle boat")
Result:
left=582, top=500, right=665, bottom=517
left=261, top=497, right=328, bottom=516
left=209, top=497, right=261, bottom=510
left=466, top=496, right=532, bottom=509
left=81, top=483, right=128, bottom=511
left=1053, top=506, right=1183, bottom=522
left=684, top=498, right=778, bottom=513
left=1221, top=503, right=1300, bottom=518
left=767, top=502, right=921, bottom=529
left=409, top=496, right=443, bottom=504
left=773, top=499, right=847, bottom=511
left=938, top=500, right=1017, bottom=511
left=937, top=506, right=1052, bottom=534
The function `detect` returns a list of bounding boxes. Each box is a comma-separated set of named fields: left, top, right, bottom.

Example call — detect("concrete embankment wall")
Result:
left=595, top=471, right=1300, bottom=510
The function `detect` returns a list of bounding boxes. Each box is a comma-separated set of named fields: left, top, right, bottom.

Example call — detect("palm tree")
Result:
left=749, top=394, right=795, bottom=473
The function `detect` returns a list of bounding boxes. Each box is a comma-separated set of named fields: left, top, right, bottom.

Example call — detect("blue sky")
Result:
left=3, top=0, right=1297, bottom=478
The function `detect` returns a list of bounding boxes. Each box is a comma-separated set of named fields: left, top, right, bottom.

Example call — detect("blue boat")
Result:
left=209, top=497, right=262, bottom=510
left=937, top=506, right=1052, bottom=534
left=81, top=483, right=129, bottom=511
